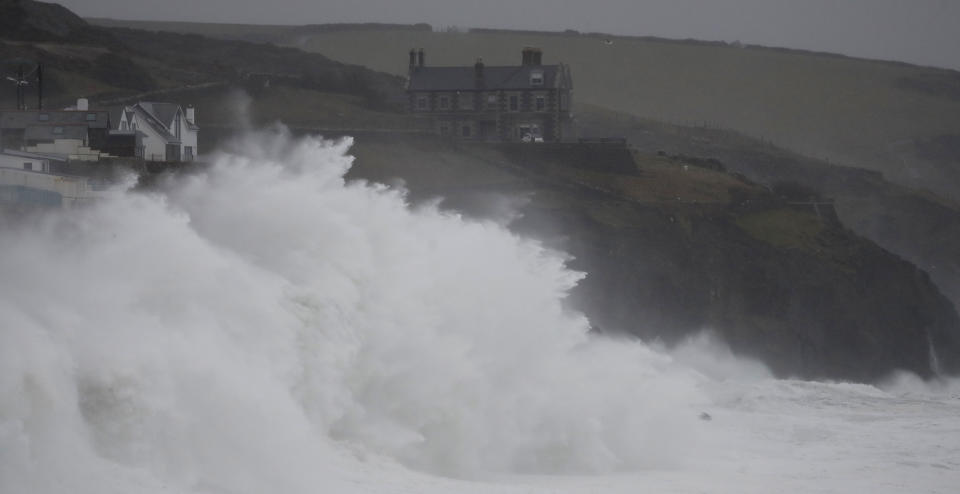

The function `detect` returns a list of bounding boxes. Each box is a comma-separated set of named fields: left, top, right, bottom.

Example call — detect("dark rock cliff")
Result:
left=346, top=135, right=960, bottom=382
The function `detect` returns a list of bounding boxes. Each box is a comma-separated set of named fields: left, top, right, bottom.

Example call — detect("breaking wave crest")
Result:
left=1, top=129, right=715, bottom=493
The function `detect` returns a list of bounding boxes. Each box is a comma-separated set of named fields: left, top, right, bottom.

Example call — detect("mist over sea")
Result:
left=2, top=129, right=958, bottom=493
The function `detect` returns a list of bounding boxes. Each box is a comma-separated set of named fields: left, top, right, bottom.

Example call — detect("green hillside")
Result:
left=91, top=20, right=960, bottom=199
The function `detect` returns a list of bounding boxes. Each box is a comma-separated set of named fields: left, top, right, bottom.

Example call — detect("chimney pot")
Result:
left=474, top=57, right=485, bottom=86
left=522, top=47, right=542, bottom=66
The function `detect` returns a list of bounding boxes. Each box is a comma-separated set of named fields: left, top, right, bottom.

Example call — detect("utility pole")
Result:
left=36, top=64, right=42, bottom=110
left=17, top=64, right=24, bottom=110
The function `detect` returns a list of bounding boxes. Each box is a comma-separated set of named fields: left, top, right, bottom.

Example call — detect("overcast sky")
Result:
left=61, top=0, right=960, bottom=70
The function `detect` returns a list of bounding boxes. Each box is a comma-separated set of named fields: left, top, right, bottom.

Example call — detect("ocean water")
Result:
left=2, top=129, right=958, bottom=494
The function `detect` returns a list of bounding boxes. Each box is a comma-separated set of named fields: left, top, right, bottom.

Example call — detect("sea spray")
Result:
left=1, top=128, right=710, bottom=493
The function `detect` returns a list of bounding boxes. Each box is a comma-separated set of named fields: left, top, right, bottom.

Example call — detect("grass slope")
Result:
left=88, top=19, right=960, bottom=199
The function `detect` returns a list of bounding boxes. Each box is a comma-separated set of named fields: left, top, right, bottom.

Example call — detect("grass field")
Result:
left=89, top=19, right=960, bottom=199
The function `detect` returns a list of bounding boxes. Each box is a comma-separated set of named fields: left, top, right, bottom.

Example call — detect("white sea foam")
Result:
left=1, top=128, right=958, bottom=494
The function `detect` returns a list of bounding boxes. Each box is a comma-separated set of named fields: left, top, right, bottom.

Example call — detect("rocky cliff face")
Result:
left=346, top=134, right=960, bottom=381
left=529, top=195, right=960, bottom=381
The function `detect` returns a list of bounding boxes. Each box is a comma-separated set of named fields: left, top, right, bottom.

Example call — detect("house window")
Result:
left=462, top=125, right=471, bottom=137
left=486, top=94, right=498, bottom=109
left=185, top=146, right=194, bottom=161
left=535, top=95, right=545, bottom=111
left=53, top=126, right=63, bottom=135
left=509, top=95, right=518, bottom=111
left=23, top=162, right=33, bottom=171
left=121, top=121, right=128, bottom=130
left=38, top=113, right=49, bottom=121
left=530, top=71, right=544, bottom=86
left=439, top=96, right=450, bottom=110
left=131, top=122, right=137, bottom=131
left=417, top=96, right=427, bottom=110
left=86, top=113, right=97, bottom=121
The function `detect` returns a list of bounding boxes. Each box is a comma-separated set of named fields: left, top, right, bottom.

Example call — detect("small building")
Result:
left=116, top=102, right=198, bottom=162
left=0, top=101, right=113, bottom=160
left=0, top=149, right=56, bottom=173
left=406, top=47, right=574, bottom=142
left=0, top=149, right=105, bottom=208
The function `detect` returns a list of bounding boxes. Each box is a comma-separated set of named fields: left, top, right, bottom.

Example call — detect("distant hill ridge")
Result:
left=0, top=0, right=114, bottom=45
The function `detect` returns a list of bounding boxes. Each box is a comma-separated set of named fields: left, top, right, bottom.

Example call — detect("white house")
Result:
left=117, top=102, right=198, bottom=162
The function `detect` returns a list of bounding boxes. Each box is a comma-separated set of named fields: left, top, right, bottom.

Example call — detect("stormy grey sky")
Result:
left=61, top=0, right=960, bottom=70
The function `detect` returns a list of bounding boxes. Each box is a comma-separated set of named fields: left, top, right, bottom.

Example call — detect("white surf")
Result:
left=1, top=129, right=957, bottom=494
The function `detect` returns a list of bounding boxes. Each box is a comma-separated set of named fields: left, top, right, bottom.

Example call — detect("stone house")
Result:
left=406, top=47, right=573, bottom=142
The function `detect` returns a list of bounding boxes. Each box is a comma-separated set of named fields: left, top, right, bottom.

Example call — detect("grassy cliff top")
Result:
left=87, top=19, right=960, bottom=201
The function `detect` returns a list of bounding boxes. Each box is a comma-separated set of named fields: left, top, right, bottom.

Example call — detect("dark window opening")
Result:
left=23, top=162, right=33, bottom=171
left=536, top=96, right=545, bottom=111
left=509, top=95, right=519, bottom=111
left=439, top=96, right=450, bottom=109
left=86, top=113, right=97, bottom=121
left=417, top=96, right=427, bottom=110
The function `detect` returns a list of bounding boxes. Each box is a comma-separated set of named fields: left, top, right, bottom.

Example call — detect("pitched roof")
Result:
left=0, top=110, right=111, bottom=130
left=106, top=106, right=124, bottom=127
left=408, top=64, right=567, bottom=91
left=137, top=102, right=180, bottom=128
left=130, top=104, right=178, bottom=143
left=0, top=149, right=67, bottom=162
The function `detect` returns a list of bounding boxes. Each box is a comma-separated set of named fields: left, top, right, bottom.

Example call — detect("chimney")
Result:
left=417, top=48, right=425, bottom=67
left=474, top=57, right=485, bottom=84
left=409, top=48, right=416, bottom=71
left=522, top=47, right=542, bottom=66
left=186, top=105, right=196, bottom=125
left=76, top=97, right=89, bottom=111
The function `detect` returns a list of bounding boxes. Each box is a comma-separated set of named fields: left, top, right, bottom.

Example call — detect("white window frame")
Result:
left=530, top=71, right=544, bottom=86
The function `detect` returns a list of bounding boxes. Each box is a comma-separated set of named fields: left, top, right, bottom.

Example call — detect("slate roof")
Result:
left=106, top=106, right=124, bottom=127
left=138, top=102, right=180, bottom=128
left=131, top=103, right=178, bottom=142
left=0, top=110, right=111, bottom=130
left=0, top=149, right=67, bottom=162
left=408, top=64, right=568, bottom=91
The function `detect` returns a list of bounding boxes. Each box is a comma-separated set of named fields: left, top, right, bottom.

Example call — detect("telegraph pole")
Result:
left=17, top=64, right=24, bottom=110
left=36, top=64, right=42, bottom=110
